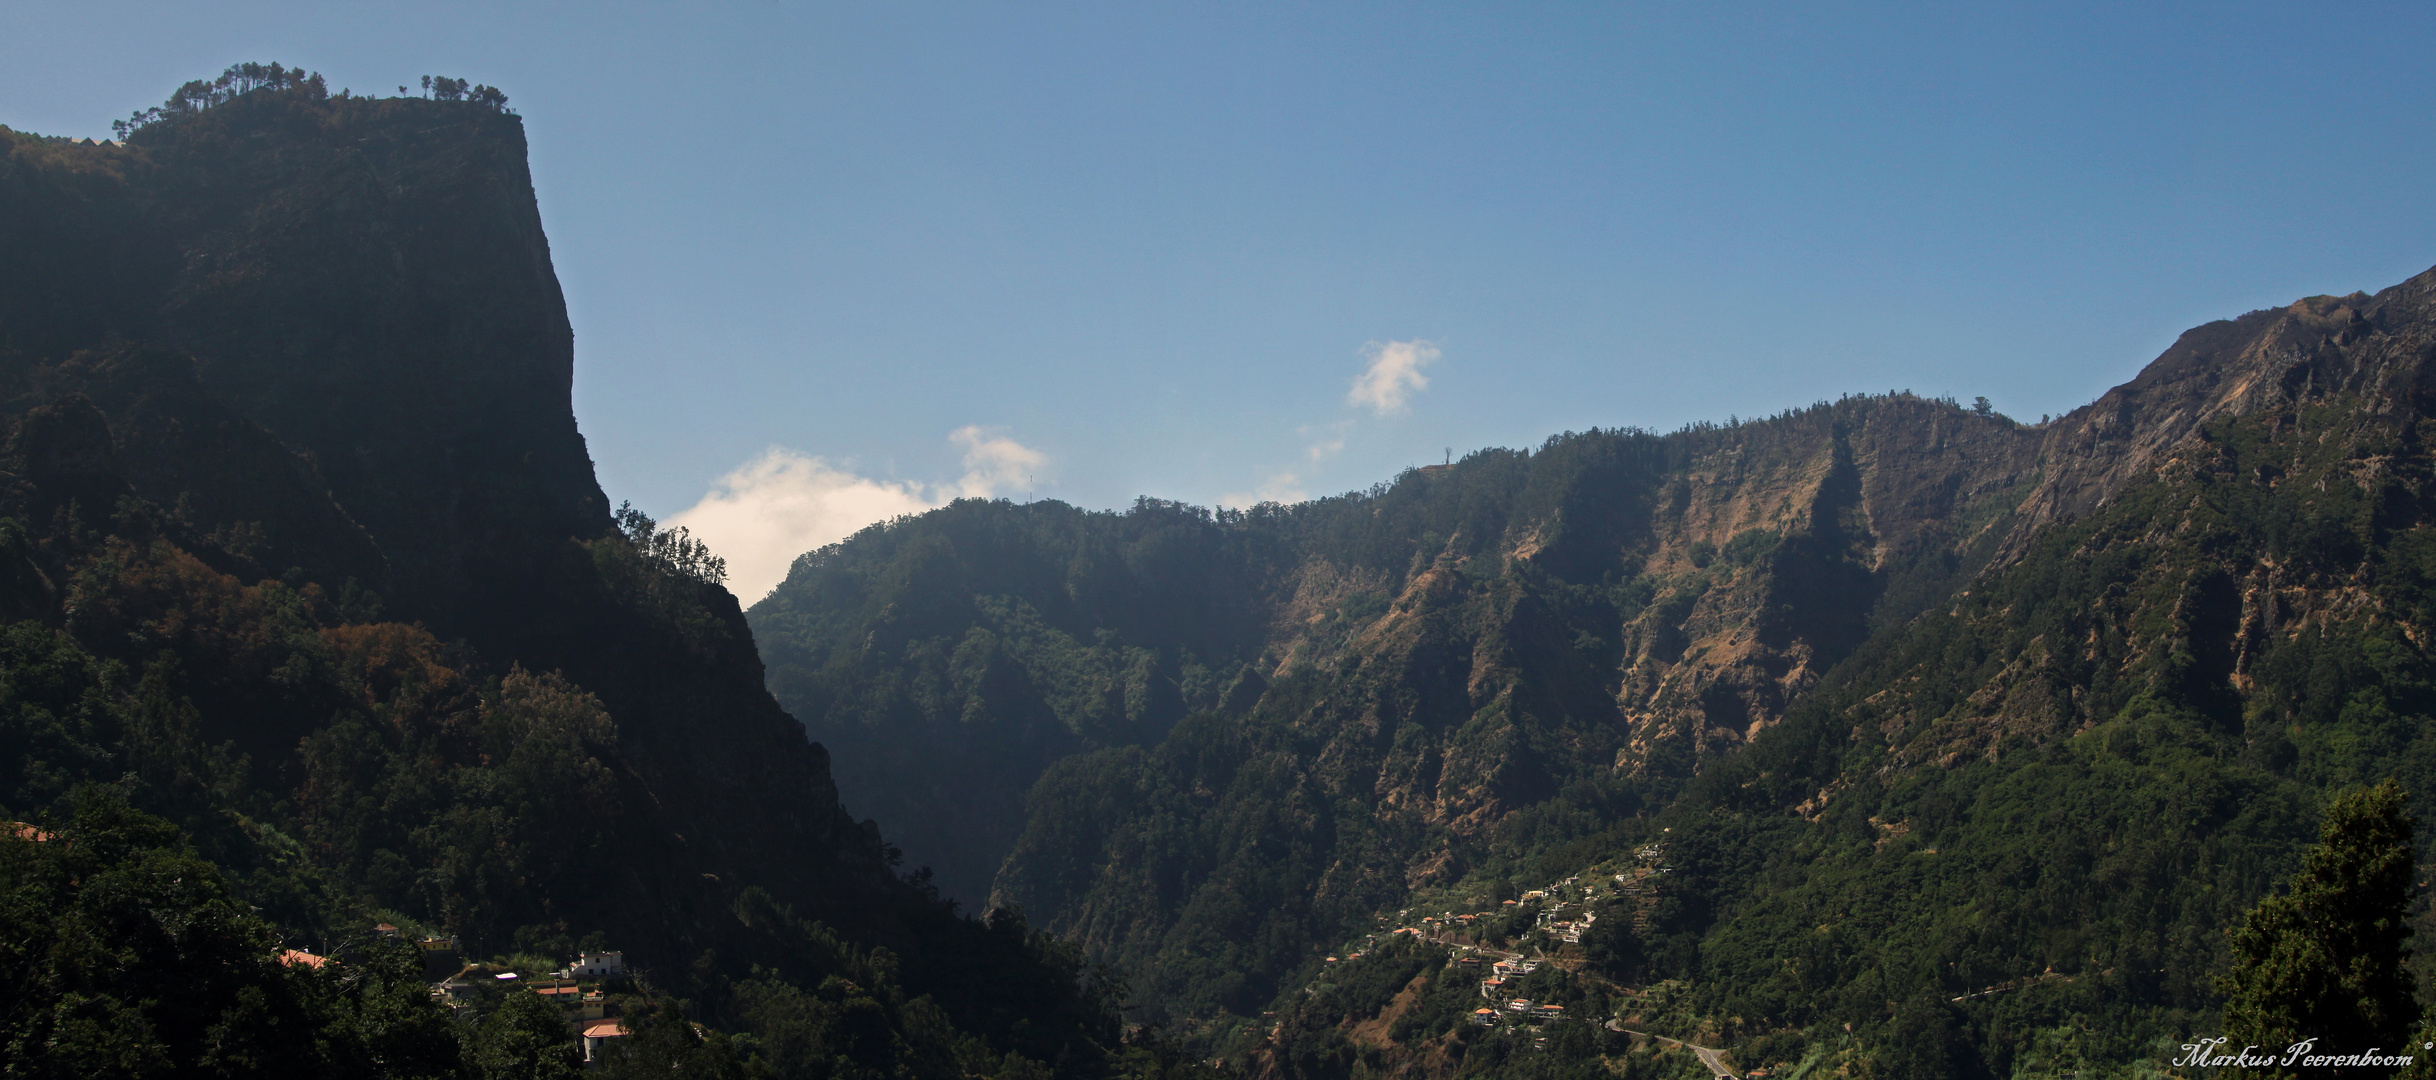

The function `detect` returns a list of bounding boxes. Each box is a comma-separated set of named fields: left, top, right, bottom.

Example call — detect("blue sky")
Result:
left=7, top=2, right=2436, bottom=600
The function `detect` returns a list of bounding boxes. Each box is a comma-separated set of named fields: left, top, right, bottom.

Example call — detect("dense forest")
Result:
left=0, top=67, right=1217, bottom=1078
left=752, top=277, right=2436, bottom=1074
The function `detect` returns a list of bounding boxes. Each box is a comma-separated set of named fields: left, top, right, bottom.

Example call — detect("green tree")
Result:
left=333, top=936, right=475, bottom=1078
left=2221, top=779, right=2418, bottom=1069
left=592, top=1001, right=753, bottom=1080
left=0, top=786, right=481, bottom=1077
left=472, top=989, right=585, bottom=1080
left=0, top=787, right=305, bottom=1076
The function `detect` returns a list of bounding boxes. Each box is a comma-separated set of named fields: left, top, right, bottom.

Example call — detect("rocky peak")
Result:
left=2005, top=266, right=2436, bottom=560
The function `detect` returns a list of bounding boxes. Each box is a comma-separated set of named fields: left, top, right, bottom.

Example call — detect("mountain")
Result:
left=29, top=60, right=2433, bottom=1079
left=0, top=68, right=1205, bottom=1078
left=752, top=269, right=2436, bottom=1072
left=749, top=393, right=2045, bottom=941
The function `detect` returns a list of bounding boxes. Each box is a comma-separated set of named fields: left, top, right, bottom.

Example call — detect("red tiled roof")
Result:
left=6, top=822, right=54, bottom=842
left=278, top=949, right=327, bottom=969
left=537, top=986, right=580, bottom=997
left=582, top=1021, right=627, bottom=1039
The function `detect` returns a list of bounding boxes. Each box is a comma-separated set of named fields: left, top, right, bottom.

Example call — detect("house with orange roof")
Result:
left=581, top=1020, right=627, bottom=1062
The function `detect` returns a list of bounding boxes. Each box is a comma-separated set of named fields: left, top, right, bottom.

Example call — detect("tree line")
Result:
left=111, top=63, right=512, bottom=142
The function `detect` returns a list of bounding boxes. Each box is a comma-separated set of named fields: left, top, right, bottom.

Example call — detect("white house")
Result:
left=571, top=951, right=626, bottom=978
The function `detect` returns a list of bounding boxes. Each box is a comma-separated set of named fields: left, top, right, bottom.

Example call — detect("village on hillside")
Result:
left=1278, top=840, right=1753, bottom=1076
left=280, top=926, right=641, bottom=1064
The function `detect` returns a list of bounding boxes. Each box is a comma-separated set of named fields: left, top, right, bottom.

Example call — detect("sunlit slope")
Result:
left=1249, top=280, right=2436, bottom=1072
left=754, top=267, right=2436, bottom=1060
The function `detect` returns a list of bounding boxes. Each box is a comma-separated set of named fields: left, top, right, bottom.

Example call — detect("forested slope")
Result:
left=754, top=396, right=2042, bottom=943
left=0, top=68, right=1200, bottom=1078
left=755, top=268, right=2436, bottom=1072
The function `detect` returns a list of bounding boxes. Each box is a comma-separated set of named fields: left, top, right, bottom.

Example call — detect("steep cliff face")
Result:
left=753, top=397, right=2038, bottom=890
left=0, top=89, right=888, bottom=959
left=1826, top=271, right=2436, bottom=767
left=5, top=88, right=606, bottom=640
left=753, top=396, right=2052, bottom=1010
left=758, top=265, right=2436, bottom=1037
left=1548, top=268, right=2436, bottom=1077
left=1599, top=397, right=2042, bottom=764
left=2003, top=287, right=2423, bottom=554
left=0, top=86, right=1152, bottom=1075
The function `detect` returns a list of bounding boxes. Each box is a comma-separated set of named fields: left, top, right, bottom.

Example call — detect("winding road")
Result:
left=1422, top=930, right=1739, bottom=1077
left=1609, top=1022, right=1737, bottom=1079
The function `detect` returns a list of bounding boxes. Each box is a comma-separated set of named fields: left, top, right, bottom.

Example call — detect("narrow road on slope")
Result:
left=1429, top=930, right=1732, bottom=1075
left=1609, top=1022, right=1736, bottom=1079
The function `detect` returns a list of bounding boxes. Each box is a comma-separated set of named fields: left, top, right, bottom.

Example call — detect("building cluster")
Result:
left=1529, top=878, right=1601, bottom=944
left=443, top=945, right=636, bottom=1060
left=1384, top=872, right=1610, bottom=950
left=1468, top=1000, right=1568, bottom=1026
left=1325, top=846, right=1677, bottom=1045
left=1468, top=954, right=1550, bottom=1013
left=286, top=925, right=642, bottom=1063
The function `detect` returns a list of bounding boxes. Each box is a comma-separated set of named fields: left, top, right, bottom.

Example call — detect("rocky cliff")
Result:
left=756, top=264, right=2436, bottom=1067
left=0, top=75, right=1156, bottom=1077
left=752, top=394, right=2045, bottom=915
left=1, top=87, right=875, bottom=948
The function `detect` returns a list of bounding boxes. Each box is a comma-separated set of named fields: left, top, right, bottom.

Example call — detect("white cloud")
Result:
left=1220, top=342, right=1441, bottom=509
left=1219, top=469, right=1311, bottom=509
left=949, top=425, right=1049, bottom=499
left=668, top=429, right=1048, bottom=605
left=1302, top=420, right=1352, bottom=463
left=1347, top=339, right=1440, bottom=416
left=1219, top=421, right=1354, bottom=507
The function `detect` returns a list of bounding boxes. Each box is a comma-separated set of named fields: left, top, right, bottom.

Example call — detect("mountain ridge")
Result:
left=751, top=261, right=2436, bottom=1071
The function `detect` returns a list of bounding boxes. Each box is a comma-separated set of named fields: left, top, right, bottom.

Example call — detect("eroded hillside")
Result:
left=756, top=393, right=2043, bottom=909
left=755, top=264, right=2436, bottom=1073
